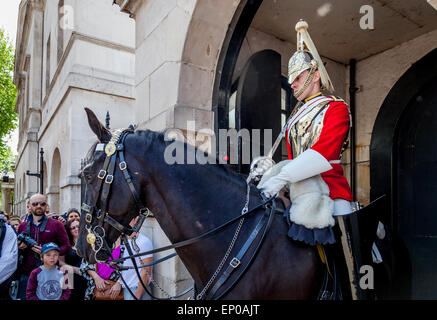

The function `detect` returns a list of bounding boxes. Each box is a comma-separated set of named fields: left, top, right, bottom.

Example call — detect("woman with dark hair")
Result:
left=59, top=218, right=86, bottom=300
left=65, top=208, right=80, bottom=223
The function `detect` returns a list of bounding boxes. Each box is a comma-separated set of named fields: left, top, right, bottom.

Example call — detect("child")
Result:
left=26, top=242, right=71, bottom=300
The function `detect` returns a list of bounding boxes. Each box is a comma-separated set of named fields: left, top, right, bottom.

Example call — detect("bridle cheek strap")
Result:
left=83, top=128, right=150, bottom=246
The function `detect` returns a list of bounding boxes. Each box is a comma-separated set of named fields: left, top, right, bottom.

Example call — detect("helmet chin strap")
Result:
left=293, top=64, right=317, bottom=100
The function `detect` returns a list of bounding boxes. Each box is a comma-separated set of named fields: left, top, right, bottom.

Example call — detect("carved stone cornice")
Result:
left=14, top=0, right=44, bottom=86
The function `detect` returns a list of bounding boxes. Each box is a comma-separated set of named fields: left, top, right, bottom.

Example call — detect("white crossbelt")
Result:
left=286, top=96, right=333, bottom=131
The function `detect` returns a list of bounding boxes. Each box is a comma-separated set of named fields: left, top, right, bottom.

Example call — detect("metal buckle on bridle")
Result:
left=119, top=161, right=127, bottom=171
left=85, top=213, right=93, bottom=224
left=98, top=169, right=106, bottom=179
left=230, top=257, right=241, bottom=269
left=130, top=208, right=151, bottom=233
left=105, top=174, right=114, bottom=184
left=140, top=207, right=151, bottom=217
left=96, top=209, right=104, bottom=221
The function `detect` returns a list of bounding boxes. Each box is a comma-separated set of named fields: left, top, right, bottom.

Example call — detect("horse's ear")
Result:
left=84, top=107, right=111, bottom=143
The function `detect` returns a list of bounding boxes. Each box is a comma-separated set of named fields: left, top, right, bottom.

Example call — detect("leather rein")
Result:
left=81, top=128, right=280, bottom=300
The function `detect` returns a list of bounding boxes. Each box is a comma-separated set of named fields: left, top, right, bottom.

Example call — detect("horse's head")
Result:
left=76, top=108, right=146, bottom=264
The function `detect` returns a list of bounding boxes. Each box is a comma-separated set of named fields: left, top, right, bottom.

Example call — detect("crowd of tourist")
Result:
left=0, top=193, right=153, bottom=301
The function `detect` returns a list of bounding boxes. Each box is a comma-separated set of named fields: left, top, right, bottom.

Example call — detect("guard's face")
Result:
left=291, top=70, right=321, bottom=101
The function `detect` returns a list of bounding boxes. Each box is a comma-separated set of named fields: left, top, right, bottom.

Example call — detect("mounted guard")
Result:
left=251, top=20, right=367, bottom=300
left=77, top=21, right=386, bottom=296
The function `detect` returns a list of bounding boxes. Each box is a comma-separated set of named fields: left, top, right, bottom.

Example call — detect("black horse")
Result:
left=76, top=108, right=324, bottom=299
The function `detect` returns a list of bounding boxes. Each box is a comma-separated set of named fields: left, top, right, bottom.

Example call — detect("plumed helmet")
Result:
left=288, top=50, right=317, bottom=85
left=287, top=20, right=334, bottom=93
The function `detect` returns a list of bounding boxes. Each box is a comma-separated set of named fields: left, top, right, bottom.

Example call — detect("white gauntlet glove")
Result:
left=247, top=156, right=276, bottom=183
left=257, top=149, right=333, bottom=198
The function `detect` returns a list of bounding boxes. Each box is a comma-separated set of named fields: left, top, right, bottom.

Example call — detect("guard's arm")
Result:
left=258, top=149, right=332, bottom=198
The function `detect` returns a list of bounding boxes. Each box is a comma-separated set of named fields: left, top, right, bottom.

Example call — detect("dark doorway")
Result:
left=224, top=50, right=296, bottom=173
left=234, top=50, right=281, bottom=173
left=396, top=79, right=437, bottom=299
left=370, top=48, right=437, bottom=299
left=212, top=0, right=301, bottom=173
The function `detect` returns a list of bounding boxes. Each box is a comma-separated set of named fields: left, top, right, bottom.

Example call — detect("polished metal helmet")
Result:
left=287, top=20, right=334, bottom=94
left=288, top=50, right=318, bottom=84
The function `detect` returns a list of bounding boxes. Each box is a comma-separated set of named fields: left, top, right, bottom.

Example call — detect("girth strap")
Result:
left=205, top=211, right=269, bottom=299
left=205, top=201, right=277, bottom=300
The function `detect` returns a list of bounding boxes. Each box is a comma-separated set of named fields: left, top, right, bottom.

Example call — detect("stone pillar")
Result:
left=46, top=185, right=60, bottom=214
left=1, top=187, right=8, bottom=213
left=59, top=175, right=81, bottom=214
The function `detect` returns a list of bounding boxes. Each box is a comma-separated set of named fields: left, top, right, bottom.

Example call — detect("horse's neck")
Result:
left=141, top=139, right=254, bottom=284
left=146, top=161, right=246, bottom=240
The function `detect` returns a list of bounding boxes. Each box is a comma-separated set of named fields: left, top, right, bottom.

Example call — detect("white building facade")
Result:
left=14, top=0, right=135, bottom=215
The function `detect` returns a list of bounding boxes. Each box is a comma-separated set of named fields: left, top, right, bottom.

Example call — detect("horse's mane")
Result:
left=135, top=129, right=246, bottom=182
left=79, top=129, right=247, bottom=184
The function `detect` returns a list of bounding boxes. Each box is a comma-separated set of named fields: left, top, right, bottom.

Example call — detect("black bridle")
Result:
left=81, top=128, right=159, bottom=299
left=82, top=128, right=149, bottom=238
left=81, top=128, right=280, bottom=300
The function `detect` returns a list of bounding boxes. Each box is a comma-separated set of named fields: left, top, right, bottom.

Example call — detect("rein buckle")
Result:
left=230, top=257, right=241, bottom=269
left=85, top=213, right=93, bottom=224
left=98, top=170, right=107, bottom=179
left=119, top=161, right=127, bottom=171
left=105, top=175, right=114, bottom=184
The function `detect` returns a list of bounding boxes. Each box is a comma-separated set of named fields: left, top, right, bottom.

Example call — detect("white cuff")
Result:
left=276, top=149, right=332, bottom=183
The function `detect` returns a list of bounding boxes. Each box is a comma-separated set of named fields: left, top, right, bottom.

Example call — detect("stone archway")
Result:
left=48, top=148, right=61, bottom=214
left=175, top=0, right=250, bottom=138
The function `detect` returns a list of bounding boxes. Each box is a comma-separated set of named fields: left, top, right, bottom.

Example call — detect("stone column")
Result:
left=46, top=185, right=60, bottom=214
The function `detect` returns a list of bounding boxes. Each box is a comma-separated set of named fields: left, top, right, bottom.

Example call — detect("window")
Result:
left=57, top=0, right=64, bottom=64
left=46, top=34, right=51, bottom=94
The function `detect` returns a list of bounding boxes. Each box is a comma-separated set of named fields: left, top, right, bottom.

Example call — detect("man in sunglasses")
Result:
left=16, top=194, right=70, bottom=300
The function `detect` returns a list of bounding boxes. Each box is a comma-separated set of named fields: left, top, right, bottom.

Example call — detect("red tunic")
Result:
left=286, top=100, right=353, bottom=201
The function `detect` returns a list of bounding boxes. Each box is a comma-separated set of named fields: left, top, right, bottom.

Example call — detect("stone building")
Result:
left=112, top=0, right=437, bottom=299
left=13, top=0, right=135, bottom=215
left=13, top=0, right=437, bottom=299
